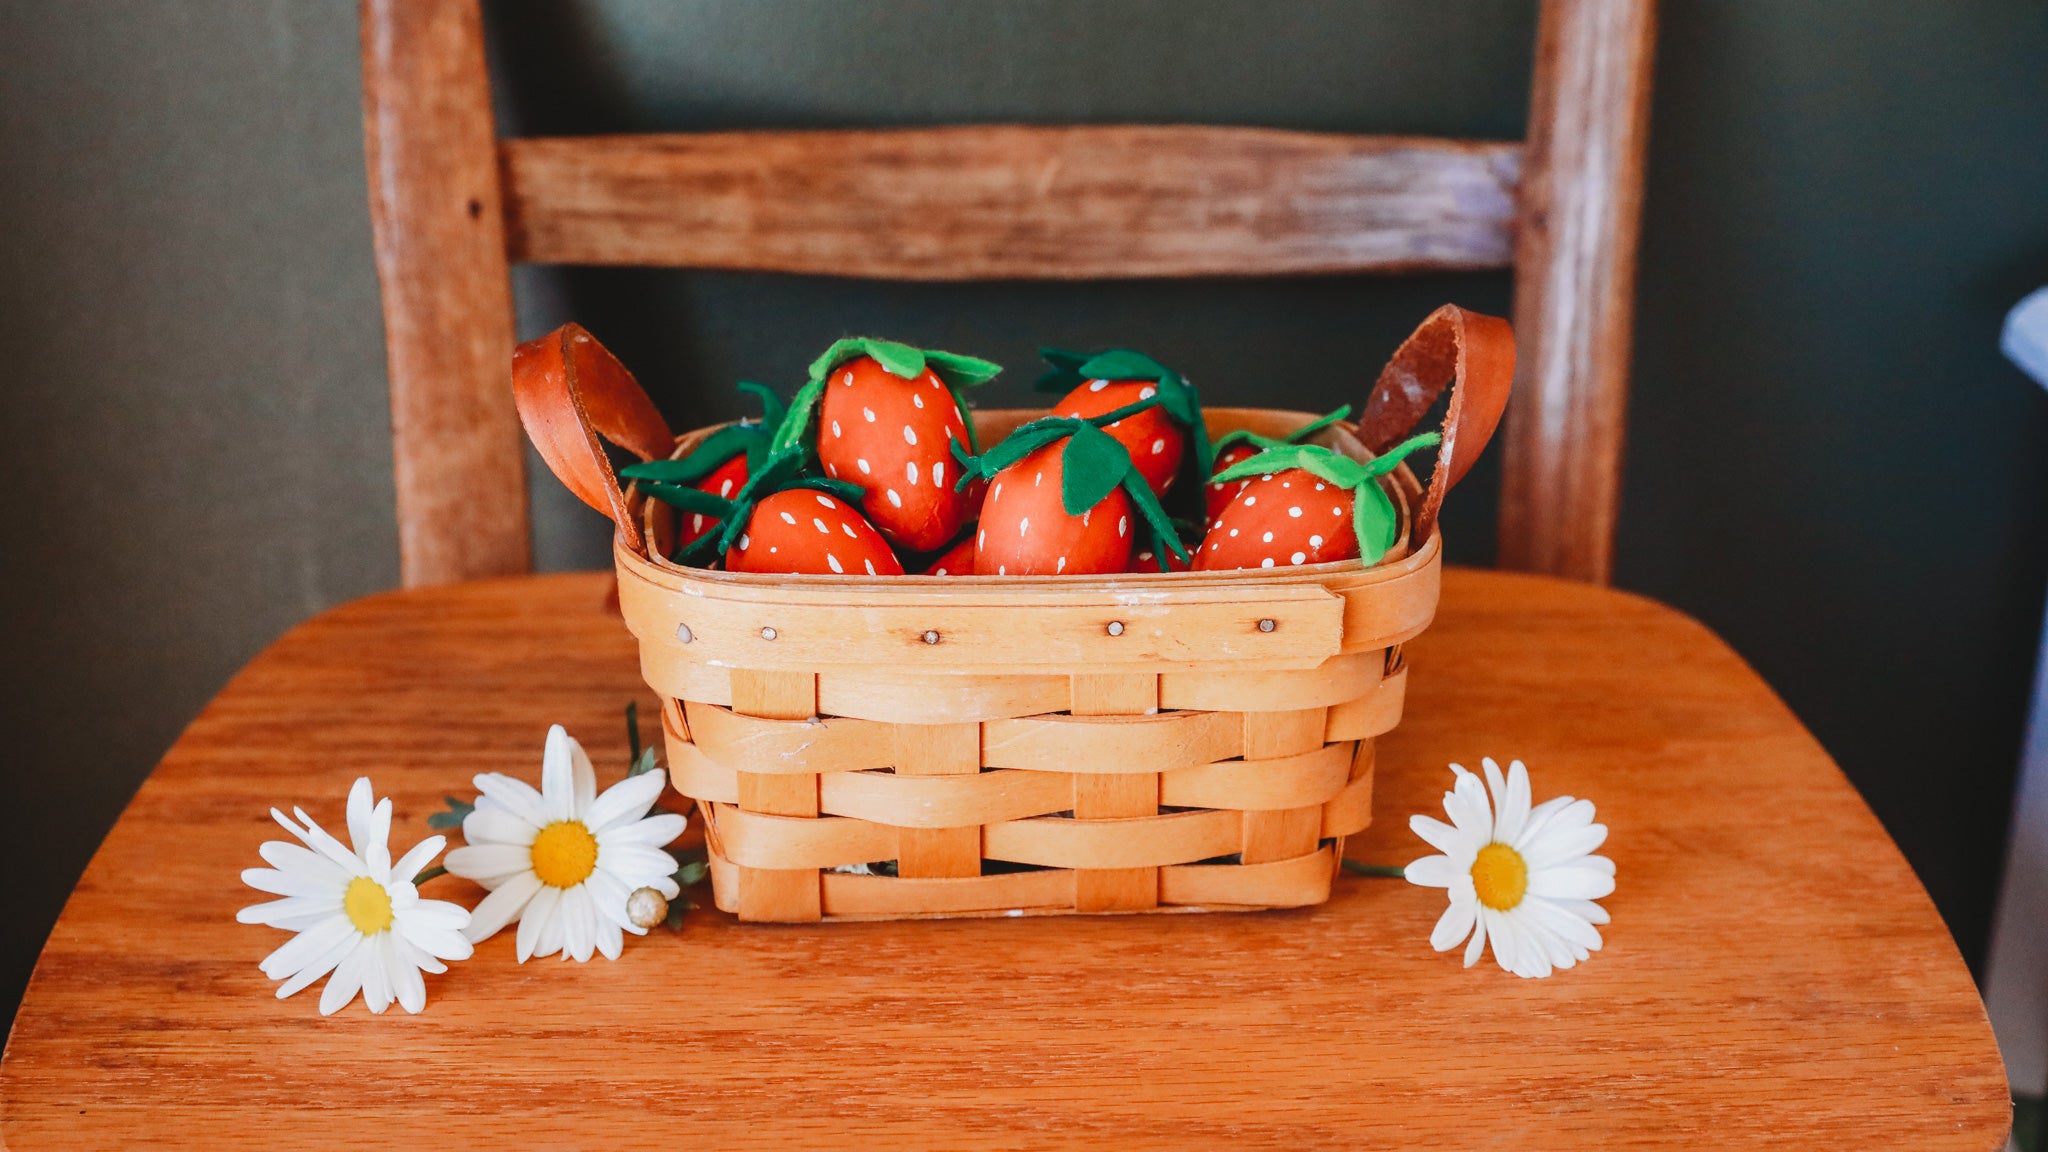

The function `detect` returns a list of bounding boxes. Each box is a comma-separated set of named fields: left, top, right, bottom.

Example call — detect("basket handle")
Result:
left=512, top=323, right=676, bottom=557
left=1352, top=304, right=1516, bottom=547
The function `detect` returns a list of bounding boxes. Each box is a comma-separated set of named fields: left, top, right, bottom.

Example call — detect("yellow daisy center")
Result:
left=342, top=876, right=393, bottom=935
left=1470, top=842, right=1528, bottom=911
left=530, top=820, right=599, bottom=888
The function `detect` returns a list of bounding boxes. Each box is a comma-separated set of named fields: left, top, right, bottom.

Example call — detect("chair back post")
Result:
left=1499, top=0, right=1657, bottom=584
left=361, top=0, right=529, bottom=586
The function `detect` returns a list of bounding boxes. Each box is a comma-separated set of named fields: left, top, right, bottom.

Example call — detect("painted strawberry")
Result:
left=956, top=411, right=1188, bottom=577
left=1204, top=407, right=1353, bottom=526
left=924, top=534, right=976, bottom=576
left=725, top=487, right=904, bottom=576
left=779, top=338, right=1001, bottom=553
left=1038, top=347, right=1210, bottom=498
left=620, top=381, right=785, bottom=548
left=1195, top=436, right=1437, bottom=572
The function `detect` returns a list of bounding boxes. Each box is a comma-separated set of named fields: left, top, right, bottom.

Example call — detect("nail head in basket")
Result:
left=512, top=305, right=1515, bottom=922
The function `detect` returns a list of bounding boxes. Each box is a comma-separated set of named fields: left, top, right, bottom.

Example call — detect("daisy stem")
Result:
left=413, top=864, right=447, bottom=884
left=1340, top=860, right=1406, bottom=879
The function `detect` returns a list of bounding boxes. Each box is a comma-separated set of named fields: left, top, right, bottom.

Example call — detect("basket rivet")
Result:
left=921, top=630, right=941, bottom=645
left=1106, top=621, right=1125, bottom=636
left=675, top=623, right=694, bottom=644
left=760, top=626, right=778, bottom=641
left=1257, top=618, right=1277, bottom=633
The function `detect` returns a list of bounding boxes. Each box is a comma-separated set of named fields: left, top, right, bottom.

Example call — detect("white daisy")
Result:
left=238, top=777, right=474, bottom=1015
left=1404, top=758, right=1615, bottom=978
left=446, top=725, right=686, bottom=962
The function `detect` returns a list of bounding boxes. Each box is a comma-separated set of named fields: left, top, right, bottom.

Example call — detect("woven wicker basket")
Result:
left=513, top=305, right=1514, bottom=922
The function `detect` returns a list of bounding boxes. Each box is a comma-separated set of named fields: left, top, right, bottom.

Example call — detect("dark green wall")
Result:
left=1, top=1, right=2044, bottom=1036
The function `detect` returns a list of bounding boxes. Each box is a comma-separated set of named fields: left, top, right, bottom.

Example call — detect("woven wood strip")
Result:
left=1158, top=650, right=1382, bottom=712
left=981, top=810, right=1240, bottom=869
left=821, top=769, right=1074, bottom=828
left=715, top=804, right=897, bottom=870
left=667, top=739, right=738, bottom=804
left=1324, top=664, right=1407, bottom=741
left=1321, top=742, right=1377, bottom=838
left=820, top=868, right=1076, bottom=917
left=818, top=671, right=1070, bottom=724
left=982, top=710, right=1242, bottom=774
left=1159, top=847, right=1335, bottom=907
left=1160, top=742, right=1353, bottom=810
left=686, top=701, right=892, bottom=773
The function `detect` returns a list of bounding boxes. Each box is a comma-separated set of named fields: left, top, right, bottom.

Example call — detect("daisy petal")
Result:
left=445, top=843, right=540, bottom=887
left=1430, top=895, right=1477, bottom=952
left=391, top=929, right=448, bottom=976
left=584, top=867, right=637, bottom=930
left=1462, top=908, right=1489, bottom=967
left=562, top=886, right=597, bottom=962
left=388, top=936, right=428, bottom=1014
left=1522, top=822, right=1609, bottom=871
left=279, top=808, right=363, bottom=874
left=363, top=797, right=394, bottom=881
left=1408, top=814, right=1472, bottom=860
left=1524, top=895, right=1605, bottom=953
left=596, top=913, right=625, bottom=960
left=472, top=772, right=553, bottom=833
left=389, top=835, right=446, bottom=885
left=1403, top=854, right=1463, bottom=889
left=240, top=866, right=339, bottom=899
left=597, top=811, right=686, bottom=850
left=319, top=938, right=372, bottom=1015
left=1491, top=759, right=1533, bottom=845
left=583, top=770, right=667, bottom=835
left=1512, top=796, right=1577, bottom=851
left=1526, top=864, right=1616, bottom=901
left=1444, top=768, right=1495, bottom=843
left=274, top=924, right=360, bottom=1000
left=516, top=885, right=562, bottom=962
left=259, top=915, right=354, bottom=981
left=360, top=935, right=393, bottom=1014
left=344, top=778, right=376, bottom=860
left=465, top=870, right=542, bottom=943
left=257, top=839, right=353, bottom=885
left=569, top=735, right=598, bottom=819
left=462, top=802, right=540, bottom=848
left=238, top=896, right=343, bottom=933
left=598, top=842, right=690, bottom=887
left=541, top=726, right=578, bottom=823
left=401, top=897, right=471, bottom=932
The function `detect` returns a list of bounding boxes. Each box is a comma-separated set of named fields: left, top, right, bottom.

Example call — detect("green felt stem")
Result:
left=1210, top=405, right=1354, bottom=463
left=1122, top=474, right=1190, bottom=563
left=637, top=482, right=740, bottom=518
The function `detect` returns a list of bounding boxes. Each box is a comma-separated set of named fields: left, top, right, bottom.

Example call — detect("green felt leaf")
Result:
left=638, top=482, right=739, bottom=517
left=1060, top=421, right=1133, bottom=516
left=1034, top=347, right=1092, bottom=393
left=735, top=380, right=787, bottom=430
left=1360, top=431, right=1442, bottom=477
left=772, top=378, right=825, bottom=456
left=949, top=388, right=982, bottom=455
left=426, top=795, right=474, bottom=832
left=1287, top=404, right=1352, bottom=442
left=1212, top=444, right=1314, bottom=484
left=922, top=349, right=1002, bottom=388
left=1354, top=481, right=1398, bottom=565
left=808, top=337, right=925, bottom=382
left=1210, top=405, right=1354, bottom=461
left=976, top=418, right=1077, bottom=478
left=1123, top=473, right=1190, bottom=563
left=1077, top=348, right=1171, bottom=383
left=620, top=423, right=759, bottom=485
left=793, top=476, right=868, bottom=505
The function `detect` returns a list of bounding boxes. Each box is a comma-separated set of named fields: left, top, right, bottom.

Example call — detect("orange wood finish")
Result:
left=359, top=0, right=529, bottom=587
left=501, top=128, right=1521, bottom=279
left=0, top=570, right=2005, bottom=1150
left=360, top=0, right=1654, bottom=585
left=1499, top=0, right=1659, bottom=582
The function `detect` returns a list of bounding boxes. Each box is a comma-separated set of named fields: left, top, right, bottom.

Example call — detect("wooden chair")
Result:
left=363, top=0, right=1650, bottom=588
left=0, top=4, right=2006, bottom=1149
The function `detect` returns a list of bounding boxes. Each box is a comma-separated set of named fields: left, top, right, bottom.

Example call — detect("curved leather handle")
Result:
left=1353, top=305, right=1516, bottom=547
left=512, top=323, right=675, bottom=557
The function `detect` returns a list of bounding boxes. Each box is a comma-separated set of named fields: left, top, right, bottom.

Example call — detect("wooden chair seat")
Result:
left=0, top=570, right=2006, bottom=1149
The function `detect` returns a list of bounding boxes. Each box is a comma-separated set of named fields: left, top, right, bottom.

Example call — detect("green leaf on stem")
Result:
left=1060, top=421, right=1133, bottom=516
left=426, top=795, right=474, bottom=832
left=921, top=349, right=1002, bottom=389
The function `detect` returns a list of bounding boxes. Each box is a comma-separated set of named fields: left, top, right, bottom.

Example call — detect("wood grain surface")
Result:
left=359, top=0, right=529, bottom=586
left=1498, top=0, right=1657, bottom=583
left=0, top=569, right=2005, bottom=1149
left=500, top=127, right=1522, bottom=280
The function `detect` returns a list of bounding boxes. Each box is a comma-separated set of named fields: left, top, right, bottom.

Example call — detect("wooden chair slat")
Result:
left=500, top=127, right=1522, bottom=280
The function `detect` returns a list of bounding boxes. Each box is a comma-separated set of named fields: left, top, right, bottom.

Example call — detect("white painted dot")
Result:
left=831, top=420, right=842, bottom=438
left=779, top=512, right=797, bottom=525
left=906, top=461, right=919, bottom=485
left=1151, top=439, right=1165, bottom=455
left=1288, top=506, right=1302, bottom=518
left=1019, top=517, right=1030, bottom=536
left=1229, top=528, right=1239, bottom=537
left=978, top=529, right=986, bottom=547
left=769, top=546, right=778, bottom=553
left=932, top=461, right=945, bottom=487
left=1108, top=420, right=1122, bottom=429
left=842, top=523, right=857, bottom=538
left=1261, top=474, right=1273, bottom=482
left=1309, top=534, right=1324, bottom=548
left=998, top=564, right=1007, bottom=575
left=1291, top=551, right=1307, bottom=565
left=720, top=478, right=735, bottom=497
left=1263, top=531, right=1274, bottom=542
left=738, top=533, right=750, bottom=549
left=816, top=494, right=835, bottom=507
left=1244, top=496, right=1257, bottom=506
left=887, top=489, right=903, bottom=508
left=1088, top=379, right=1108, bottom=392
left=865, top=558, right=877, bottom=575
left=1056, top=556, right=1066, bottom=573
left=825, top=464, right=839, bottom=478
left=1333, top=506, right=1344, bottom=515
left=1034, top=471, right=1042, bottom=487
left=902, top=426, right=917, bottom=445
left=1083, top=508, right=1092, bottom=526
left=1261, top=557, right=1275, bottom=568
left=1118, top=516, right=1127, bottom=537
left=1315, top=483, right=1326, bottom=491
left=690, top=514, right=703, bottom=532
left=913, top=393, right=925, bottom=409
left=841, top=371, right=854, bottom=387
left=863, top=407, right=876, bottom=422
left=1139, top=386, right=1156, bottom=399
left=857, top=458, right=872, bottom=475
left=827, top=553, right=844, bottom=573
left=813, top=518, right=830, bottom=534
left=993, top=482, right=1003, bottom=499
